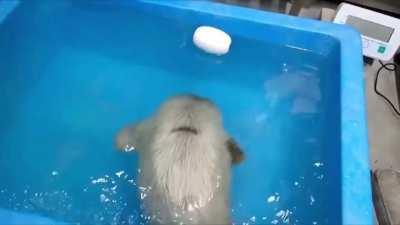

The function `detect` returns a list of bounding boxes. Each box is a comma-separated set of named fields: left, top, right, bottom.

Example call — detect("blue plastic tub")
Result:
left=0, top=0, right=372, bottom=224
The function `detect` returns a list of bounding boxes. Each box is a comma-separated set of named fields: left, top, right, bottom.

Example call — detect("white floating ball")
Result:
left=193, top=26, right=232, bottom=56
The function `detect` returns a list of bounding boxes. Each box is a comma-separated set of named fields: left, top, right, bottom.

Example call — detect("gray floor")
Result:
left=366, top=62, right=400, bottom=171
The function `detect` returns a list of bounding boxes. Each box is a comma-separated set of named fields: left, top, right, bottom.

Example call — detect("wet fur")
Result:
left=116, top=95, right=244, bottom=224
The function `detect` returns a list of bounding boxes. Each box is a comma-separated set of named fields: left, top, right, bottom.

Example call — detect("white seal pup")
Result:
left=116, top=94, right=244, bottom=224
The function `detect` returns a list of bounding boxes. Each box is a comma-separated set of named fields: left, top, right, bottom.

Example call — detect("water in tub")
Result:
left=0, top=2, right=340, bottom=225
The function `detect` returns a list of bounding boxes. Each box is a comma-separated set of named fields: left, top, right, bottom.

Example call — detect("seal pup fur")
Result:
left=116, top=94, right=244, bottom=224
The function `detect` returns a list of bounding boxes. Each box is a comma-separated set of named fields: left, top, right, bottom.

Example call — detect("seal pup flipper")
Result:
left=226, top=138, right=245, bottom=165
left=115, top=119, right=154, bottom=152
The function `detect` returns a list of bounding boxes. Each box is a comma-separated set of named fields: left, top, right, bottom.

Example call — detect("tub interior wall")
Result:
left=0, top=1, right=342, bottom=224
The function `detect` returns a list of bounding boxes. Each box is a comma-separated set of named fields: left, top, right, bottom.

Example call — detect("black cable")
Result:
left=374, top=60, right=400, bottom=116
left=378, top=60, right=396, bottom=71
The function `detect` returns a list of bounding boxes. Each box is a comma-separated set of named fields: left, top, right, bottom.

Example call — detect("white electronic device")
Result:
left=334, top=3, right=400, bottom=61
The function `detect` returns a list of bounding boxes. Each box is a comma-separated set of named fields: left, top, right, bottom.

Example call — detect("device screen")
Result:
left=346, top=15, right=394, bottom=42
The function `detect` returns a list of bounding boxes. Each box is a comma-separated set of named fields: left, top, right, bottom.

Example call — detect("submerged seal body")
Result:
left=116, top=94, right=244, bottom=224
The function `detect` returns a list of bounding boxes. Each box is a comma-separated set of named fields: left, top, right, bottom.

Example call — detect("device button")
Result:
left=378, top=46, right=386, bottom=53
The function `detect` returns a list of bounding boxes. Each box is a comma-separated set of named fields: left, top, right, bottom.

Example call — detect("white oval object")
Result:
left=193, top=26, right=232, bottom=55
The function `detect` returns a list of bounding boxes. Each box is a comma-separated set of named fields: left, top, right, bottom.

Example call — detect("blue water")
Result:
left=0, top=2, right=341, bottom=225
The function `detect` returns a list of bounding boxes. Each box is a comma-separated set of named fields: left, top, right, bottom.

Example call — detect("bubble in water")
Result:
left=313, top=162, right=324, bottom=167
left=267, top=195, right=277, bottom=203
left=250, top=216, right=256, bottom=222
left=294, top=181, right=299, bottom=186
left=100, top=194, right=110, bottom=203
left=127, top=179, right=136, bottom=186
left=51, top=171, right=59, bottom=176
left=267, top=193, right=280, bottom=203
left=310, top=195, right=315, bottom=205
left=124, top=144, right=135, bottom=152
left=276, top=209, right=291, bottom=224
left=271, top=219, right=279, bottom=224
left=115, top=170, right=125, bottom=178
left=262, top=217, right=267, bottom=220
left=92, top=177, right=107, bottom=184
left=282, top=63, right=289, bottom=73
left=140, top=192, right=147, bottom=200
left=313, top=221, right=318, bottom=225
left=276, top=210, right=285, bottom=217
left=128, top=214, right=138, bottom=225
